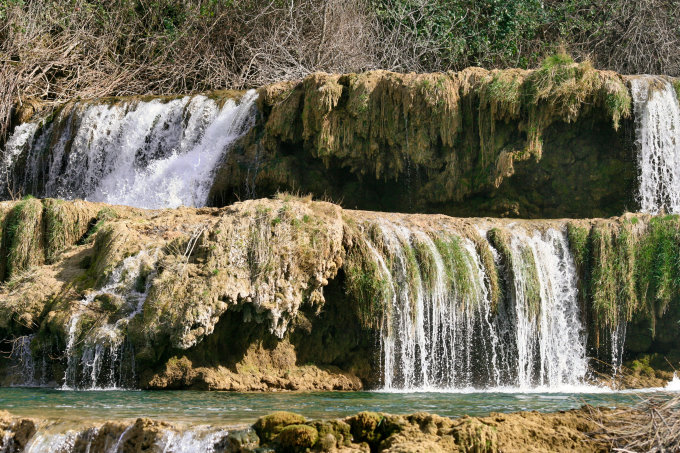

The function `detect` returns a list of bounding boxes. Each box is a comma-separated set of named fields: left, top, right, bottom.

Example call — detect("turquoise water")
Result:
left=0, top=387, right=665, bottom=426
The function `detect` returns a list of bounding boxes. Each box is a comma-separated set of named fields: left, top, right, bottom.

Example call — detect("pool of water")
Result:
left=0, top=387, right=674, bottom=426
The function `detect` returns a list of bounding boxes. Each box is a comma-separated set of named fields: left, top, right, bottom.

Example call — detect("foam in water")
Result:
left=2, top=91, right=257, bottom=209
left=22, top=422, right=228, bottom=453
left=631, top=76, right=680, bottom=214
left=667, top=373, right=680, bottom=391
left=63, top=250, right=158, bottom=390
left=370, top=219, right=589, bottom=391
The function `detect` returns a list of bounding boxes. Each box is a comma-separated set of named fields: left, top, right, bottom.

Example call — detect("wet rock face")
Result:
left=0, top=198, right=677, bottom=391
left=210, top=68, right=635, bottom=219
left=0, top=411, right=37, bottom=453
left=0, top=197, right=374, bottom=391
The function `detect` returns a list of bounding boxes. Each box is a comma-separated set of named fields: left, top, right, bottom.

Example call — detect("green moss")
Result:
left=634, top=216, right=680, bottom=324
left=452, top=418, right=498, bottom=453
left=588, top=223, right=638, bottom=329
left=434, top=236, right=475, bottom=301
left=276, top=424, right=318, bottom=451
left=253, top=412, right=307, bottom=443
left=347, top=411, right=384, bottom=445
left=518, top=245, right=541, bottom=320
left=344, top=235, right=390, bottom=329
left=412, top=237, right=437, bottom=292
left=81, top=207, right=119, bottom=244
left=43, top=199, right=66, bottom=263
left=398, top=236, right=422, bottom=308
left=673, top=79, right=680, bottom=101
left=475, top=239, right=502, bottom=312
left=567, top=223, right=590, bottom=271
left=487, top=228, right=541, bottom=319
left=311, top=420, right=352, bottom=448
left=1, top=197, right=43, bottom=281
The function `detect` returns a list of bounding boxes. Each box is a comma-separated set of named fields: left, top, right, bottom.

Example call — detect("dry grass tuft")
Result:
left=590, top=394, right=680, bottom=452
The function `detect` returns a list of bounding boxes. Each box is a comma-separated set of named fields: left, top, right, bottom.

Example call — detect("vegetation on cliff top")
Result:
left=221, top=57, right=631, bottom=218
left=2, top=0, right=678, bottom=145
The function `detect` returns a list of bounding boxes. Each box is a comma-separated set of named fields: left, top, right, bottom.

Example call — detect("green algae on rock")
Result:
left=211, top=61, right=635, bottom=218
left=0, top=198, right=677, bottom=390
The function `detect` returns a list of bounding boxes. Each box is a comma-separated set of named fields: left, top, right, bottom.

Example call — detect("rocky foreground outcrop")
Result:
left=0, top=197, right=677, bottom=389
left=0, top=407, right=618, bottom=452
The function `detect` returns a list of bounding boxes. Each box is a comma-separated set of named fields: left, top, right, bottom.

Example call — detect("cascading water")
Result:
left=9, top=334, right=37, bottom=386
left=631, top=76, right=680, bottom=214
left=2, top=91, right=257, bottom=209
left=23, top=422, right=230, bottom=453
left=505, top=228, right=588, bottom=389
left=63, top=250, right=157, bottom=390
left=367, top=219, right=589, bottom=391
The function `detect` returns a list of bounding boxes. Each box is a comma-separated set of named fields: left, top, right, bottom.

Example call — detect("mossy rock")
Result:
left=311, top=420, right=352, bottom=448
left=254, top=412, right=307, bottom=443
left=276, top=424, right=318, bottom=452
left=95, top=293, right=123, bottom=312
left=347, top=411, right=386, bottom=445
left=452, top=418, right=498, bottom=453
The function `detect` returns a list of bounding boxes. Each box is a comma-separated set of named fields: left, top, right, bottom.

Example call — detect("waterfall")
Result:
left=9, top=334, right=37, bottom=386
left=2, top=91, right=257, bottom=209
left=63, top=250, right=157, bottom=390
left=23, top=422, right=229, bottom=453
left=631, top=76, right=680, bottom=214
left=367, top=218, right=588, bottom=391
left=505, top=228, right=587, bottom=389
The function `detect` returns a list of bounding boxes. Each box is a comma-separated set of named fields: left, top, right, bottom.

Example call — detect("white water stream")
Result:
left=62, top=250, right=157, bottom=390
left=631, top=76, right=680, bottom=214
left=2, top=91, right=257, bottom=209
left=23, top=422, right=230, bottom=453
left=372, top=220, right=589, bottom=391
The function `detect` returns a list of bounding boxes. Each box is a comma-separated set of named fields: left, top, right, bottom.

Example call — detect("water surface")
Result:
left=0, top=387, right=669, bottom=426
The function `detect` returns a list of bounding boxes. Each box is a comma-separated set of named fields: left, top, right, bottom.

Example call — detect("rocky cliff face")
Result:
left=5, top=63, right=640, bottom=219
left=0, top=198, right=676, bottom=390
left=211, top=64, right=636, bottom=218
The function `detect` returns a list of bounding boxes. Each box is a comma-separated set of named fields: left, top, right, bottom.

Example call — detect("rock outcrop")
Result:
left=0, top=197, right=677, bottom=390
left=0, top=407, right=618, bottom=452
left=211, top=63, right=637, bottom=218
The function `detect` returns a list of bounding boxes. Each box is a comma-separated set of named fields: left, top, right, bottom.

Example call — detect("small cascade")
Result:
left=23, top=422, right=229, bottom=453
left=374, top=220, right=504, bottom=389
left=9, top=334, right=37, bottom=386
left=63, top=250, right=158, bottom=390
left=367, top=218, right=589, bottom=391
left=2, top=91, right=257, bottom=209
left=609, top=322, right=628, bottom=381
left=505, top=229, right=587, bottom=389
left=667, top=373, right=680, bottom=391
left=631, top=76, right=680, bottom=214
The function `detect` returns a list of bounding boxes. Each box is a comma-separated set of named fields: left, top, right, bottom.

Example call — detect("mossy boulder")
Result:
left=311, top=420, right=352, bottom=448
left=452, top=417, right=498, bottom=453
left=254, top=412, right=307, bottom=443
left=345, top=411, right=405, bottom=448
left=95, top=294, right=123, bottom=312
left=276, top=424, right=318, bottom=452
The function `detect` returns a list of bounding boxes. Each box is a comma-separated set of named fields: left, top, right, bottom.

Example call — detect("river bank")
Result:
left=1, top=393, right=677, bottom=453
